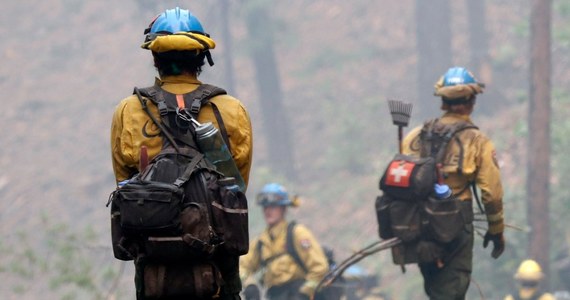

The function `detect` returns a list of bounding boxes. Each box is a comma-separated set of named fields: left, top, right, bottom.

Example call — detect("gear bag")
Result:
left=108, top=84, right=249, bottom=298
left=375, top=119, right=477, bottom=265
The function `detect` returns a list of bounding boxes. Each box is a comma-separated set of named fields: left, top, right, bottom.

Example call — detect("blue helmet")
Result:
left=256, top=183, right=292, bottom=207
left=147, top=7, right=205, bottom=35
left=442, top=67, right=477, bottom=86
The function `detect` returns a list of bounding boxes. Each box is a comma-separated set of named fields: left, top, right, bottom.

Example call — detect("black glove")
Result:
left=483, top=232, right=505, bottom=259
left=243, top=284, right=261, bottom=300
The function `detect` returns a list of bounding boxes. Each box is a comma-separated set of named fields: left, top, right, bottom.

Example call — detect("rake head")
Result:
left=388, top=99, right=413, bottom=127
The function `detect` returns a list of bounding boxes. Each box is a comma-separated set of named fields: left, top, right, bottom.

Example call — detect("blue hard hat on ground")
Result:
left=442, top=67, right=477, bottom=86
left=257, top=183, right=292, bottom=207
left=148, top=7, right=205, bottom=35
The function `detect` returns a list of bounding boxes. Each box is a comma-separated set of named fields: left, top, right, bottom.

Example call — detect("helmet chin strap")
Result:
left=205, top=51, right=214, bottom=66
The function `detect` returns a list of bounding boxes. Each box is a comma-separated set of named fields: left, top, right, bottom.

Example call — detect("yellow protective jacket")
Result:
left=239, top=220, right=328, bottom=290
left=402, top=112, right=504, bottom=234
left=504, top=289, right=555, bottom=300
left=110, top=75, right=253, bottom=188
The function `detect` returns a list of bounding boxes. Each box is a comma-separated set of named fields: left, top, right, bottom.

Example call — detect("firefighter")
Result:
left=110, top=7, right=252, bottom=299
left=402, top=67, right=505, bottom=299
left=504, top=259, right=554, bottom=300
left=240, top=183, right=329, bottom=300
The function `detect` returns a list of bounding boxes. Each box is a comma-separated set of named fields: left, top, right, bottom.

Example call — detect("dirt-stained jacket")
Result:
left=110, top=75, right=253, bottom=188
left=239, top=220, right=329, bottom=290
left=402, top=112, right=504, bottom=234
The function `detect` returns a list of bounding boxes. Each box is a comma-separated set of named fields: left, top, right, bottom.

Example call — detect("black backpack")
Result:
left=375, top=119, right=477, bottom=265
left=108, top=84, right=249, bottom=299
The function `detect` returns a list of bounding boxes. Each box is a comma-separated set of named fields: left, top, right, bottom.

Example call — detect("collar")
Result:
left=441, top=112, right=473, bottom=124
left=265, top=219, right=288, bottom=241
left=156, top=74, right=202, bottom=86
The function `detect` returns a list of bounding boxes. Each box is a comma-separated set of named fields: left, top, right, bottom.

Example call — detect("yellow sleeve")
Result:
left=539, top=293, right=556, bottom=300
left=229, top=102, right=253, bottom=190
left=402, top=126, right=422, bottom=156
left=293, top=225, right=328, bottom=284
left=239, top=238, right=262, bottom=280
left=110, top=100, right=137, bottom=183
left=504, top=295, right=514, bottom=300
left=475, top=137, right=504, bottom=234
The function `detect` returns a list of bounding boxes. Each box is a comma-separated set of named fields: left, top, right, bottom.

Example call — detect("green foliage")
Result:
left=2, top=218, right=124, bottom=299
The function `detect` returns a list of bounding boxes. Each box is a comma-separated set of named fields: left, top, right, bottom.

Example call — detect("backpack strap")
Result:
left=134, top=87, right=181, bottom=153
left=133, top=84, right=229, bottom=152
left=420, top=119, right=478, bottom=165
left=285, top=221, right=309, bottom=274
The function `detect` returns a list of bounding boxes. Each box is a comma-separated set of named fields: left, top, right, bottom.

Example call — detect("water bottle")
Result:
left=434, top=163, right=452, bottom=200
left=195, top=122, right=246, bottom=192
left=434, top=183, right=452, bottom=199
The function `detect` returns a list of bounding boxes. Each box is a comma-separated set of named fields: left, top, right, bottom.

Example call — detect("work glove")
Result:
left=298, top=280, right=318, bottom=299
left=243, top=284, right=261, bottom=300
left=483, top=231, right=505, bottom=259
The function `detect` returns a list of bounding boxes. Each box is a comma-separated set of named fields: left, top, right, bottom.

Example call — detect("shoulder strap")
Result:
left=286, top=221, right=309, bottom=273
left=421, top=119, right=478, bottom=164
left=134, top=84, right=229, bottom=152
left=134, top=87, right=181, bottom=153
left=191, top=85, right=231, bottom=152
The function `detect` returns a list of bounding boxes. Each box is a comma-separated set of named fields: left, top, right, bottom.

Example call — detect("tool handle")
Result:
left=139, top=146, right=149, bottom=171
left=436, top=163, right=444, bottom=184
left=398, top=126, right=403, bottom=154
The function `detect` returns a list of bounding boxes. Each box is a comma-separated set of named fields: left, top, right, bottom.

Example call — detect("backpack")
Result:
left=375, top=119, right=477, bottom=266
left=256, top=221, right=343, bottom=300
left=108, top=84, right=249, bottom=298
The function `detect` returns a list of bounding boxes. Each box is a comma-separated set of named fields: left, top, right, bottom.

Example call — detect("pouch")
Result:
left=389, top=200, right=421, bottom=243
left=116, top=181, right=183, bottom=236
left=375, top=194, right=394, bottom=239
left=210, top=180, right=249, bottom=255
left=423, top=196, right=464, bottom=243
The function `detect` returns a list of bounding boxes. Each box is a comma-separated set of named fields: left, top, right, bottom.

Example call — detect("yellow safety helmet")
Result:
left=514, top=259, right=544, bottom=281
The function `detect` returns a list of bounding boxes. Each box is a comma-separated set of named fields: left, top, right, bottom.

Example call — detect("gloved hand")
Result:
left=243, top=284, right=261, bottom=300
left=483, top=231, right=505, bottom=259
left=299, top=280, right=318, bottom=299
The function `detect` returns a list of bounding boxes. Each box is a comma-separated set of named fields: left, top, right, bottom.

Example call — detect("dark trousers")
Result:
left=266, top=280, right=309, bottom=300
left=419, top=224, right=474, bottom=300
left=134, top=251, right=242, bottom=300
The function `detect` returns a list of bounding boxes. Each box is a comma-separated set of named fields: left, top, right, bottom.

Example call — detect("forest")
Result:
left=0, top=0, right=569, bottom=299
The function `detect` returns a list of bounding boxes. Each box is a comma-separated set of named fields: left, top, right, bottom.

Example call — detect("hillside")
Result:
left=1, top=0, right=569, bottom=299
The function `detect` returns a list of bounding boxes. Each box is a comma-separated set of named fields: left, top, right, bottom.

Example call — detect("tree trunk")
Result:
left=465, top=0, right=498, bottom=115
left=415, top=0, right=453, bottom=117
left=528, top=0, right=552, bottom=288
left=244, top=2, right=295, bottom=179
left=219, top=0, right=236, bottom=94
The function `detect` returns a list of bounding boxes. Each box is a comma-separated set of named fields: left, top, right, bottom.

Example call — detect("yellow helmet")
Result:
left=514, top=259, right=544, bottom=281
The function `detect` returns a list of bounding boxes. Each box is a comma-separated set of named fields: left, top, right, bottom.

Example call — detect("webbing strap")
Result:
left=210, top=102, right=232, bottom=153
left=135, top=87, right=181, bottom=153
left=173, top=153, right=204, bottom=187
left=286, top=221, right=309, bottom=273
left=256, top=222, right=308, bottom=274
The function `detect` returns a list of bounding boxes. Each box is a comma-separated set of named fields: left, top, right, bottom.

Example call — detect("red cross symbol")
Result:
left=385, top=160, right=415, bottom=187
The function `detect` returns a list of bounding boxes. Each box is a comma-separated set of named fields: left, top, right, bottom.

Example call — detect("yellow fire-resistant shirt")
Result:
left=110, top=75, right=253, bottom=189
left=504, top=289, right=555, bottom=300
left=240, top=220, right=329, bottom=289
left=402, top=112, right=504, bottom=234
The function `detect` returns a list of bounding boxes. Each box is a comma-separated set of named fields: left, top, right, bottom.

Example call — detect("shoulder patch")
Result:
left=300, top=239, right=312, bottom=250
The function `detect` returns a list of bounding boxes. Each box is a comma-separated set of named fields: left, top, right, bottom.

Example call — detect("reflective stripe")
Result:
left=148, top=236, right=183, bottom=242
left=212, top=201, right=247, bottom=214
left=487, top=211, right=504, bottom=222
